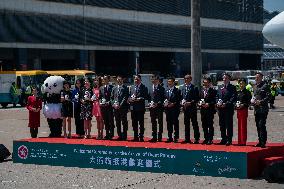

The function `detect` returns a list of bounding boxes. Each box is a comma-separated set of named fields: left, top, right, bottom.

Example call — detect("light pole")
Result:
left=191, top=0, right=202, bottom=89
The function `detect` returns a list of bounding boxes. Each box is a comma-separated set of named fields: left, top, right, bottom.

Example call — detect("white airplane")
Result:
left=263, top=11, right=284, bottom=49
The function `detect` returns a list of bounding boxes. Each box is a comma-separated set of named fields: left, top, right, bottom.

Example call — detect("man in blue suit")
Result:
left=164, top=76, right=181, bottom=143
left=129, top=75, right=149, bottom=142
left=149, top=75, right=165, bottom=142
left=99, top=75, right=115, bottom=140
left=180, top=74, right=200, bottom=144
left=217, top=73, right=237, bottom=146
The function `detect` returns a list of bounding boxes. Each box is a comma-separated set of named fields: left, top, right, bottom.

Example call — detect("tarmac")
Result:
left=0, top=96, right=284, bottom=188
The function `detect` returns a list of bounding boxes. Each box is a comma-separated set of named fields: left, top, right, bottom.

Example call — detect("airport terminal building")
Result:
left=0, top=0, right=263, bottom=76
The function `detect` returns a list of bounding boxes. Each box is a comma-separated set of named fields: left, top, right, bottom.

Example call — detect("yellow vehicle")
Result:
left=15, top=70, right=49, bottom=106
left=16, top=70, right=49, bottom=88
left=46, top=70, right=96, bottom=88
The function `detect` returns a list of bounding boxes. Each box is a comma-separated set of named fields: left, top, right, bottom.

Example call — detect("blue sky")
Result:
left=264, top=0, right=284, bottom=12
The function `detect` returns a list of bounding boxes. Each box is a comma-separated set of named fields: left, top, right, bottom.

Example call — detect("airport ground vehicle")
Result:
left=46, top=70, right=96, bottom=88
left=16, top=70, right=49, bottom=106
left=0, top=71, right=17, bottom=108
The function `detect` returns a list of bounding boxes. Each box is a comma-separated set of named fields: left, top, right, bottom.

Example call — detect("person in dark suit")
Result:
left=111, top=75, right=129, bottom=141
left=149, top=75, right=165, bottom=142
left=99, top=75, right=115, bottom=140
left=199, top=77, right=217, bottom=145
left=164, top=77, right=181, bottom=143
left=252, top=73, right=271, bottom=148
left=217, top=73, right=237, bottom=146
left=180, top=74, right=200, bottom=144
left=128, top=75, right=149, bottom=142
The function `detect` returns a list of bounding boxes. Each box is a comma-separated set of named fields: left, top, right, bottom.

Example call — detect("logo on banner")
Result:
left=18, top=145, right=29, bottom=159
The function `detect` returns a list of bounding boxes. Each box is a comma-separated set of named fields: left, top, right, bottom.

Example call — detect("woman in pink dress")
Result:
left=92, top=77, right=104, bottom=139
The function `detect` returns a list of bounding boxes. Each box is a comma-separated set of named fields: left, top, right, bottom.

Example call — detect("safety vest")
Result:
left=10, top=85, right=17, bottom=96
left=246, top=84, right=253, bottom=95
left=271, top=86, right=277, bottom=97
left=25, top=86, right=32, bottom=95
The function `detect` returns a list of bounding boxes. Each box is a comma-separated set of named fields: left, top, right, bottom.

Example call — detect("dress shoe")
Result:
left=116, top=137, right=123, bottom=141
left=174, top=139, right=179, bottom=143
left=238, top=144, right=246, bottom=146
left=149, top=138, right=157, bottom=142
left=165, top=138, right=173, bottom=143
left=158, top=138, right=162, bottom=142
left=131, top=138, right=139, bottom=142
left=226, top=142, right=232, bottom=146
left=255, top=143, right=266, bottom=148
left=254, top=143, right=261, bottom=147
left=193, top=140, right=199, bottom=144
left=202, top=140, right=208, bottom=145
left=181, top=140, right=192, bottom=144
left=139, top=138, right=144, bottom=142
left=218, top=141, right=227, bottom=145
left=206, top=140, right=213, bottom=145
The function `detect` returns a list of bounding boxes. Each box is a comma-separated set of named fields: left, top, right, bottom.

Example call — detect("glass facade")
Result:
left=40, top=0, right=263, bottom=23
left=0, top=11, right=262, bottom=50
left=0, top=0, right=263, bottom=73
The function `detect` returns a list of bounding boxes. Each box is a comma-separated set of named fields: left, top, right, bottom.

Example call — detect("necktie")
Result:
left=118, top=86, right=121, bottom=95
left=135, top=85, right=138, bottom=95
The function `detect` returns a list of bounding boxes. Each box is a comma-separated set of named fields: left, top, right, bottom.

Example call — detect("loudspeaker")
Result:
left=0, top=144, right=11, bottom=161
left=263, top=161, right=284, bottom=183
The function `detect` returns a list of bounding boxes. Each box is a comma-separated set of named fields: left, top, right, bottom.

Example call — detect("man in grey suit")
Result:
left=252, top=73, right=271, bottom=148
left=111, top=75, right=129, bottom=141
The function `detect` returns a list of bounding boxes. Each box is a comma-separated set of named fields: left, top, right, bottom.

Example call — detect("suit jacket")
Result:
left=254, top=81, right=271, bottom=114
left=218, top=83, right=237, bottom=109
left=111, top=84, right=129, bottom=110
left=129, top=83, right=148, bottom=111
left=180, top=83, right=199, bottom=111
left=164, top=86, right=181, bottom=111
left=99, top=84, right=114, bottom=106
left=237, top=88, right=252, bottom=108
left=200, top=87, right=217, bottom=113
left=149, top=84, right=165, bottom=107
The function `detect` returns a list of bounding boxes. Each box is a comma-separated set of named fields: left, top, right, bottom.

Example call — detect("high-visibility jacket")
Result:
left=246, top=84, right=253, bottom=95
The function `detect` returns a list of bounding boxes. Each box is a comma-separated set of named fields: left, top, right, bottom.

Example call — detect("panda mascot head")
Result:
left=43, top=76, right=65, bottom=119
left=43, top=76, right=65, bottom=95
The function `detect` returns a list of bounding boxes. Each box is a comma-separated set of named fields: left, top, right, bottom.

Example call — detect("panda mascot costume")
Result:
left=42, top=76, right=65, bottom=137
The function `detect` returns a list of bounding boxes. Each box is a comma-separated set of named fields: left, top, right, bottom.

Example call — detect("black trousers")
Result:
left=74, top=105, right=84, bottom=136
left=201, top=110, right=215, bottom=141
left=150, top=107, right=163, bottom=140
left=101, top=106, right=115, bottom=138
left=218, top=108, right=234, bottom=142
left=184, top=109, right=200, bottom=141
left=47, top=118, right=62, bottom=137
left=255, top=112, right=268, bottom=145
left=114, top=109, right=128, bottom=140
left=131, top=110, right=145, bottom=139
left=165, top=108, right=179, bottom=140
left=30, top=128, right=38, bottom=138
